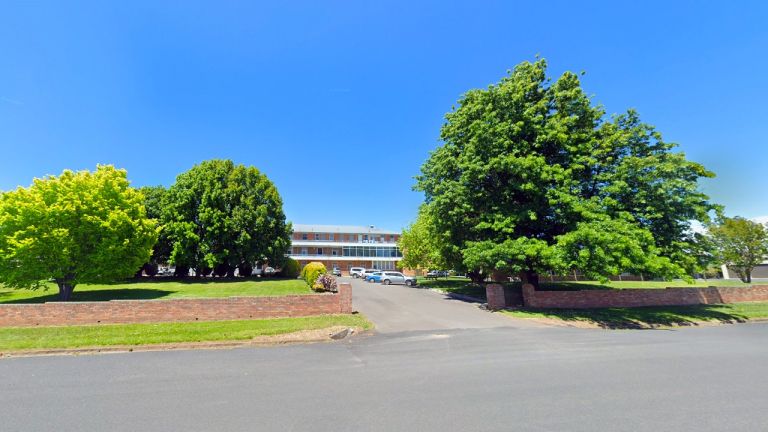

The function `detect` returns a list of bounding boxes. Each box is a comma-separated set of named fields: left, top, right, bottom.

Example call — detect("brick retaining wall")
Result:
left=0, top=283, right=353, bottom=327
left=518, top=284, right=768, bottom=309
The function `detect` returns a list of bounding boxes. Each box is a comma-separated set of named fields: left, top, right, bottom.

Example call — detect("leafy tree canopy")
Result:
left=399, top=205, right=450, bottom=272
left=709, top=217, right=768, bottom=283
left=162, top=159, right=291, bottom=276
left=416, top=58, right=717, bottom=285
left=139, top=185, right=172, bottom=265
left=0, top=165, right=158, bottom=300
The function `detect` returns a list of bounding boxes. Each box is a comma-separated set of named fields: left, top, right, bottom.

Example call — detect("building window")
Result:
left=317, top=248, right=323, bottom=255
left=332, top=250, right=337, bottom=256
left=302, top=233, right=307, bottom=240
left=315, top=234, right=320, bottom=240
left=330, top=233, right=334, bottom=241
left=301, top=248, right=308, bottom=255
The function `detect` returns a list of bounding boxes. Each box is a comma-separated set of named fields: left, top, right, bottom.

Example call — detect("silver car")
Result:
left=380, top=271, right=417, bottom=286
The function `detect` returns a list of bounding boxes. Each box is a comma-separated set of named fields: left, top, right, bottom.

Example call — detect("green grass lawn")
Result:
left=416, top=277, right=489, bottom=299
left=0, top=278, right=312, bottom=304
left=416, top=276, right=759, bottom=301
left=502, top=302, right=768, bottom=329
left=0, top=314, right=373, bottom=351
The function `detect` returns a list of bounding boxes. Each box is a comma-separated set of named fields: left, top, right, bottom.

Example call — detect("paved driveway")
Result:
left=346, top=276, right=542, bottom=333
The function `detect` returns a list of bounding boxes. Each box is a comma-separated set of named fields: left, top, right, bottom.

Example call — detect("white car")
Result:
left=350, top=267, right=366, bottom=278
left=380, top=271, right=417, bottom=286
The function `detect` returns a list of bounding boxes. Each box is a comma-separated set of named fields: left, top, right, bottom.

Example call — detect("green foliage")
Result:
left=416, top=58, right=717, bottom=284
left=281, top=257, right=301, bottom=279
left=300, top=262, right=327, bottom=289
left=0, top=165, right=158, bottom=300
left=162, top=159, right=291, bottom=275
left=398, top=206, right=450, bottom=271
left=709, top=217, right=768, bottom=283
left=138, top=185, right=172, bottom=266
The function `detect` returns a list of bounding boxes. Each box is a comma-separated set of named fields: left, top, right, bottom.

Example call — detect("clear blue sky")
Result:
left=1, top=1, right=767, bottom=230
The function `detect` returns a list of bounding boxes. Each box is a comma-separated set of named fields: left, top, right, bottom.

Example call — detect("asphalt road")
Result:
left=2, top=278, right=768, bottom=431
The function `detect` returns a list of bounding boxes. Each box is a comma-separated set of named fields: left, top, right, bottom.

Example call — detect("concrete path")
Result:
left=347, top=276, right=543, bottom=333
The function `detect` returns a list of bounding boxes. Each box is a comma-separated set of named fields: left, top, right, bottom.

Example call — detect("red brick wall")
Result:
left=0, top=283, right=353, bottom=327
left=518, top=284, right=768, bottom=309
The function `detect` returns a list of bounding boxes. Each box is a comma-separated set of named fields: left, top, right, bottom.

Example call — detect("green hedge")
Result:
left=300, top=262, right=327, bottom=289
left=281, top=257, right=301, bottom=279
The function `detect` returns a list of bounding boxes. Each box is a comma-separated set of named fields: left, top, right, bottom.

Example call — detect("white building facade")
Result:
left=289, top=224, right=404, bottom=274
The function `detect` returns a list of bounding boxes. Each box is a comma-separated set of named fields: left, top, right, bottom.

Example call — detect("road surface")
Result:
left=2, top=277, right=767, bottom=431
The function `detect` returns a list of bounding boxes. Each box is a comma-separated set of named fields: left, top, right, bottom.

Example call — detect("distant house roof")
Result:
left=292, top=224, right=398, bottom=235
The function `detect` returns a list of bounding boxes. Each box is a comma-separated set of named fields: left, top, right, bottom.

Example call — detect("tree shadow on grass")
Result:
left=101, top=277, right=298, bottom=286
left=0, top=289, right=175, bottom=304
left=517, top=305, right=749, bottom=329
left=537, top=282, right=618, bottom=291
left=412, top=279, right=489, bottom=301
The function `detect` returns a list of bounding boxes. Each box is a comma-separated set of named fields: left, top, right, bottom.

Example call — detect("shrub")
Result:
left=300, top=262, right=327, bottom=288
left=281, top=258, right=301, bottom=279
left=315, top=273, right=338, bottom=292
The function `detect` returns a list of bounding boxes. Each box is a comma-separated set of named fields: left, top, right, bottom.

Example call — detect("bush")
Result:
left=281, top=258, right=301, bottom=279
left=315, top=273, right=338, bottom=292
left=300, top=262, right=327, bottom=289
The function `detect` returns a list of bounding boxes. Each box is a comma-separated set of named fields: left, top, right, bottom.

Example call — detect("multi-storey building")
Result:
left=289, top=224, right=402, bottom=274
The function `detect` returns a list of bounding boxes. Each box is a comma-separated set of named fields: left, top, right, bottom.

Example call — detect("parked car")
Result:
left=380, top=271, right=417, bottom=286
left=361, top=268, right=380, bottom=281
left=365, top=271, right=384, bottom=283
left=261, top=266, right=276, bottom=276
left=332, top=267, right=342, bottom=277
left=350, top=267, right=366, bottom=278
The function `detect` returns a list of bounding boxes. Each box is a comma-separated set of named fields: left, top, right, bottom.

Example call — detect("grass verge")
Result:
left=0, top=314, right=372, bottom=351
left=0, top=278, right=311, bottom=304
left=501, top=302, right=768, bottom=329
left=416, top=277, right=488, bottom=300
left=416, top=277, right=761, bottom=301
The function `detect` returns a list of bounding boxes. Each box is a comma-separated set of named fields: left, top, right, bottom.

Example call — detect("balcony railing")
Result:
left=293, top=238, right=397, bottom=244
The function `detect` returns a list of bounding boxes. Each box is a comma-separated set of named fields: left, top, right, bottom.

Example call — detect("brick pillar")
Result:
left=486, top=284, right=506, bottom=310
left=338, top=282, right=353, bottom=314
left=521, top=283, right=536, bottom=307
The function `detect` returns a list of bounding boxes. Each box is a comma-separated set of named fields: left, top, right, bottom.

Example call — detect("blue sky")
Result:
left=1, top=1, right=766, bottom=230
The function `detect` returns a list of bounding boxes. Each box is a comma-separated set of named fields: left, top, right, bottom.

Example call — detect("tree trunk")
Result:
left=467, top=270, right=485, bottom=284
left=57, top=282, right=75, bottom=301
left=226, top=267, right=237, bottom=278
left=519, top=270, right=540, bottom=289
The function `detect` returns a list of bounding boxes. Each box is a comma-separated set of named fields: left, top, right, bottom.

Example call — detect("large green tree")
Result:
left=0, top=165, right=158, bottom=300
left=709, top=217, right=768, bottom=283
left=162, top=159, right=291, bottom=277
left=416, top=59, right=717, bottom=286
left=399, top=206, right=450, bottom=272
left=137, top=185, right=172, bottom=275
